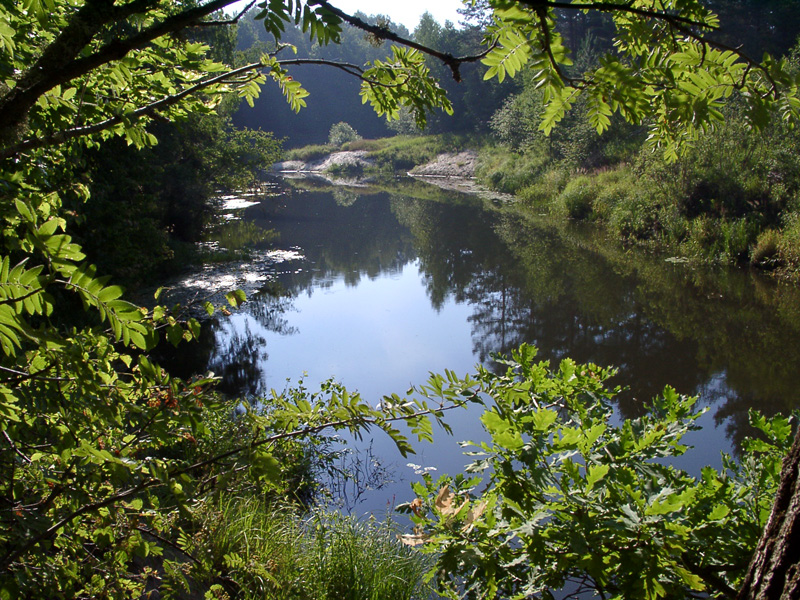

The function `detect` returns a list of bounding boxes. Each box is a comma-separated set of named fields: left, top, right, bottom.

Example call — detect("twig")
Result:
left=2, top=430, right=31, bottom=464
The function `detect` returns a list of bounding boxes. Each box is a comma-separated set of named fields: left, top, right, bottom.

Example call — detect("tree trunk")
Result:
left=737, top=430, right=800, bottom=599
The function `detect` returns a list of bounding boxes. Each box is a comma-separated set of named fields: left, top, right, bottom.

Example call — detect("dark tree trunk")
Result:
left=738, top=430, right=800, bottom=599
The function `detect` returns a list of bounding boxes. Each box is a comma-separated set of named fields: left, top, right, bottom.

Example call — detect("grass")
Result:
left=175, top=494, right=434, bottom=600
left=284, top=144, right=337, bottom=162
left=284, top=132, right=800, bottom=281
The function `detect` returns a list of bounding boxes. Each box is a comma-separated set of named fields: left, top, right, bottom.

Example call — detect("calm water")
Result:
left=165, top=177, right=800, bottom=514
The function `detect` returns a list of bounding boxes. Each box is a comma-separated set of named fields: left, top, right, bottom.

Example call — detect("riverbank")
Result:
left=278, top=134, right=800, bottom=284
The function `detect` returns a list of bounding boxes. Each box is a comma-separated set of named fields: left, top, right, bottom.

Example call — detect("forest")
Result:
left=1, top=1, right=800, bottom=599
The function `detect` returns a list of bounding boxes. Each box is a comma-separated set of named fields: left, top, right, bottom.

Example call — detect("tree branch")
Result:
left=192, top=0, right=256, bottom=27
left=517, top=0, right=778, bottom=99
left=525, top=1, right=714, bottom=29
left=311, top=0, right=492, bottom=82
left=0, top=0, right=247, bottom=144
left=1, top=54, right=433, bottom=160
left=2, top=430, right=32, bottom=465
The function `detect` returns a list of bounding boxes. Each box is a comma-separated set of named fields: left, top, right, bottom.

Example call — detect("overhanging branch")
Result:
left=0, top=54, right=437, bottom=160
left=0, top=0, right=248, bottom=143
left=311, top=0, right=492, bottom=82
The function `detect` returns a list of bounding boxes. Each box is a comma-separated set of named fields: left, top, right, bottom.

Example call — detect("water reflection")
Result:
left=176, top=177, right=800, bottom=480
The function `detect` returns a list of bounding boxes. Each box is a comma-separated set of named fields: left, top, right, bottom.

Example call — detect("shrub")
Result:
left=401, top=345, right=790, bottom=600
left=608, top=190, right=659, bottom=241
left=684, top=217, right=757, bottom=263
left=720, top=218, right=758, bottom=263
left=329, top=122, right=362, bottom=147
left=285, top=144, right=336, bottom=161
left=779, top=212, right=800, bottom=270
left=554, top=175, right=598, bottom=220
left=588, top=168, right=635, bottom=216
left=517, top=167, right=569, bottom=207
left=476, top=145, right=551, bottom=194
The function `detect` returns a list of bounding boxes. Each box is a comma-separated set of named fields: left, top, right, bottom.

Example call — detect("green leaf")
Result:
left=225, top=289, right=246, bottom=308
left=585, top=464, right=609, bottom=490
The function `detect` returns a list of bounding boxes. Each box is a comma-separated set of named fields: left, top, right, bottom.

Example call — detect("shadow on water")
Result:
left=158, top=176, right=800, bottom=507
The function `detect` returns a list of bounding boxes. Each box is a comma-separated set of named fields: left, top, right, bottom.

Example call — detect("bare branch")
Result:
left=2, top=430, right=32, bottom=465
left=192, top=0, right=257, bottom=27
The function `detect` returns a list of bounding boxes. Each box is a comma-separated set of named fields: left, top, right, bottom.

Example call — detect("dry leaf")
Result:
left=397, top=533, right=429, bottom=547
left=436, top=485, right=470, bottom=517
left=435, top=485, right=454, bottom=514
left=462, top=500, right=488, bottom=532
left=410, top=497, right=424, bottom=516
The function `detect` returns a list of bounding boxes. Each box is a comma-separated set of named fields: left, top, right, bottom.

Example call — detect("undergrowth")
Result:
left=167, top=495, right=434, bottom=600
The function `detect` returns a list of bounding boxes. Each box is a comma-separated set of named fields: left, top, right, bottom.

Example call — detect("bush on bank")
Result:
left=475, top=113, right=800, bottom=281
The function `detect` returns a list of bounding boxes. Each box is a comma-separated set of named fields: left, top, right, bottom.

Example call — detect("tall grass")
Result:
left=356, top=134, right=469, bottom=172
left=302, top=511, right=433, bottom=600
left=176, top=494, right=434, bottom=600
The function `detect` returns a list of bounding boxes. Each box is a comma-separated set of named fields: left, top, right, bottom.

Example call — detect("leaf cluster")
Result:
left=401, top=344, right=792, bottom=600
left=478, top=0, right=800, bottom=160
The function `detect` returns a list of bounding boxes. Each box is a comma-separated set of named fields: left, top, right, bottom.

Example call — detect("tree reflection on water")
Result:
left=176, top=177, right=800, bottom=455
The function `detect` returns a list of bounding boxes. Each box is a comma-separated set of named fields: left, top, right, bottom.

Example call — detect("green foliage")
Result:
left=476, top=145, right=553, bottom=195
left=779, top=212, right=800, bottom=271
left=0, top=348, right=477, bottom=598
left=78, top=116, right=282, bottom=286
left=481, top=62, right=800, bottom=274
left=400, top=345, right=791, bottom=600
left=290, top=134, right=470, bottom=174
left=386, top=106, right=424, bottom=136
left=328, top=121, right=361, bottom=146
left=366, top=134, right=465, bottom=172
left=751, top=228, right=783, bottom=268
left=361, top=46, right=454, bottom=129
left=2, top=1, right=800, bottom=597
left=554, top=175, right=599, bottom=220
left=204, top=220, right=279, bottom=257
left=477, top=0, right=800, bottom=160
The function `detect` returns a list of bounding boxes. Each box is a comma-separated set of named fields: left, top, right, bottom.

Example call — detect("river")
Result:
left=161, top=175, right=800, bottom=515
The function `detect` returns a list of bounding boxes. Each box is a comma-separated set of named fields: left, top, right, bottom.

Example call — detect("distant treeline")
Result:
left=231, top=8, right=514, bottom=146
left=232, top=1, right=800, bottom=147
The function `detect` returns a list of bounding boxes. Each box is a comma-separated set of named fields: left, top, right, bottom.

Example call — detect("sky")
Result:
left=327, top=0, right=464, bottom=31
left=228, top=0, right=465, bottom=32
